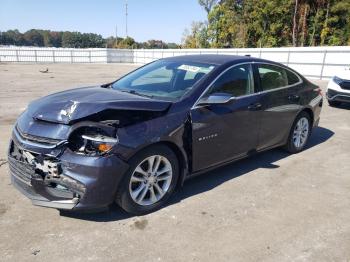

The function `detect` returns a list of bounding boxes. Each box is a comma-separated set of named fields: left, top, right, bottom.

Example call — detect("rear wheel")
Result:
left=116, top=145, right=179, bottom=215
left=284, top=112, right=311, bottom=153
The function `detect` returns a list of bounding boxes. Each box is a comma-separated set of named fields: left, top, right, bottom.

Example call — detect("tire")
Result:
left=284, top=111, right=312, bottom=154
left=116, top=145, right=179, bottom=215
left=328, top=100, right=341, bottom=107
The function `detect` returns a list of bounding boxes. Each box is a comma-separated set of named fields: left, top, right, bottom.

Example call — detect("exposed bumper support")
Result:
left=11, top=174, right=79, bottom=210
left=32, top=199, right=79, bottom=209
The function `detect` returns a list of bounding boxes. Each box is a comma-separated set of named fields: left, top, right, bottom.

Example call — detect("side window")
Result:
left=286, top=70, right=300, bottom=85
left=258, top=64, right=288, bottom=91
left=131, top=66, right=173, bottom=86
left=208, top=64, right=254, bottom=97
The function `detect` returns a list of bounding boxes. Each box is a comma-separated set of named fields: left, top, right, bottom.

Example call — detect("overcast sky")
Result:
left=0, top=0, right=207, bottom=43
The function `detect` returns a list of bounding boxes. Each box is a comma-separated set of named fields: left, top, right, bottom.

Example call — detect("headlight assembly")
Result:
left=81, top=134, right=119, bottom=154
left=69, top=127, right=119, bottom=156
left=333, top=76, right=343, bottom=85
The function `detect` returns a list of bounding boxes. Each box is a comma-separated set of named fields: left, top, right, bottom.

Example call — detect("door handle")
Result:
left=248, top=103, right=262, bottom=111
left=288, top=94, right=300, bottom=101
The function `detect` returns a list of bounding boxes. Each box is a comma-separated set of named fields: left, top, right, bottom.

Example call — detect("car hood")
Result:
left=27, top=86, right=172, bottom=124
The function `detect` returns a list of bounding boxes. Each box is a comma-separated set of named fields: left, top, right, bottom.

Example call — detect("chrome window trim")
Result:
left=192, top=61, right=303, bottom=109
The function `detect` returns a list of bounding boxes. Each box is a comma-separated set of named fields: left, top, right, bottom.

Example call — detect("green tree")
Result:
left=182, top=21, right=209, bottom=48
left=321, top=0, right=350, bottom=45
left=117, top=37, right=137, bottom=49
left=0, top=29, right=24, bottom=45
left=61, top=32, right=105, bottom=48
left=42, top=30, right=53, bottom=47
left=23, top=29, right=44, bottom=46
left=146, top=40, right=168, bottom=49
left=167, top=43, right=180, bottom=49
left=49, top=31, right=63, bottom=47
left=198, top=0, right=218, bottom=14
left=191, top=0, right=350, bottom=48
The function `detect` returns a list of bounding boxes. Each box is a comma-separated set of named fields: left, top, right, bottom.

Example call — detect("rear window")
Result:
left=286, top=70, right=301, bottom=85
left=257, top=64, right=301, bottom=91
left=258, top=64, right=288, bottom=91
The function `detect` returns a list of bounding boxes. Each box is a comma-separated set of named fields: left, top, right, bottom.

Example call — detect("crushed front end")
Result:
left=8, top=115, right=129, bottom=211
left=7, top=85, right=182, bottom=212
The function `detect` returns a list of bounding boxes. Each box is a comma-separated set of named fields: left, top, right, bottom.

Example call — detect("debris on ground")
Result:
left=31, top=250, right=40, bottom=256
left=0, top=159, right=8, bottom=167
left=39, top=68, right=49, bottom=73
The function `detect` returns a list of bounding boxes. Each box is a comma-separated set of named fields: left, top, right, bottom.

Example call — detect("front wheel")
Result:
left=116, top=145, right=179, bottom=215
left=284, top=112, right=311, bottom=153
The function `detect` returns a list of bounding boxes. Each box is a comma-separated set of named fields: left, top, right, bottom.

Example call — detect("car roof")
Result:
left=163, top=54, right=274, bottom=66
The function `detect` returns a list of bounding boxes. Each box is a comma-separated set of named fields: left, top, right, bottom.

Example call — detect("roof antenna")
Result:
left=245, top=54, right=251, bottom=57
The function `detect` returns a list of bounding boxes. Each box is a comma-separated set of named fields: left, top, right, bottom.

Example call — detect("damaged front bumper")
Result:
left=8, top=128, right=130, bottom=211
left=9, top=155, right=81, bottom=209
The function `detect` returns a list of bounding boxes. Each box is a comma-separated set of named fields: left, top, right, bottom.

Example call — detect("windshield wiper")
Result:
left=101, top=82, right=113, bottom=88
left=119, top=89, right=154, bottom=99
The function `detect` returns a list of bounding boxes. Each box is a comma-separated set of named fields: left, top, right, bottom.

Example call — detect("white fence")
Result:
left=1, top=46, right=350, bottom=79
left=0, top=47, right=108, bottom=63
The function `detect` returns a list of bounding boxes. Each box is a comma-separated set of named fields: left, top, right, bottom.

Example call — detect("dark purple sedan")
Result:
left=8, top=55, right=323, bottom=215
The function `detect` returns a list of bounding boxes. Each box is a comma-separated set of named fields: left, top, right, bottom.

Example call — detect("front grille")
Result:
left=339, top=81, right=350, bottom=90
left=15, top=125, right=62, bottom=146
left=8, top=156, right=35, bottom=185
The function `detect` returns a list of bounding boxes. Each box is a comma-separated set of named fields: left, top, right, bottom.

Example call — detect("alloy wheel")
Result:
left=129, top=155, right=173, bottom=206
left=292, top=117, right=309, bottom=149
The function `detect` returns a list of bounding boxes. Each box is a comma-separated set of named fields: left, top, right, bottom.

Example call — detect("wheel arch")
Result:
left=283, top=106, right=315, bottom=145
left=127, top=141, right=189, bottom=189
left=301, top=107, right=314, bottom=126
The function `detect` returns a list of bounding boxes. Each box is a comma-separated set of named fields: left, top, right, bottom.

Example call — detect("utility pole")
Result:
left=115, top=25, right=118, bottom=47
left=125, top=0, right=128, bottom=38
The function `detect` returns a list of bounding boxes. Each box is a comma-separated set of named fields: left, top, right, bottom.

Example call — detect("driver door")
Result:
left=190, top=63, right=261, bottom=172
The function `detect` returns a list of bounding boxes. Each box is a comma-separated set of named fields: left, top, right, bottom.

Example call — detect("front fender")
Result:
left=114, top=111, right=190, bottom=162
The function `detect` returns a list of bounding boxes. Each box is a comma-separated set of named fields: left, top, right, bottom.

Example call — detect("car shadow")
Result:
left=60, top=126, right=334, bottom=222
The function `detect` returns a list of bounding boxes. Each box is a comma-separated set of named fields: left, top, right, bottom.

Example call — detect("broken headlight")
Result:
left=69, top=128, right=119, bottom=156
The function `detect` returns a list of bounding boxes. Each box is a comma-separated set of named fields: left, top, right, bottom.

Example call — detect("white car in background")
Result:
left=327, top=67, right=350, bottom=106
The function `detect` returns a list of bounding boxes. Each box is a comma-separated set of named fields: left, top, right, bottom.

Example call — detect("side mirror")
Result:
left=197, top=93, right=233, bottom=106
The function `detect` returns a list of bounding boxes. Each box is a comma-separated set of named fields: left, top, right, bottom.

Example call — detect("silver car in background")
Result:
left=327, top=67, right=350, bottom=106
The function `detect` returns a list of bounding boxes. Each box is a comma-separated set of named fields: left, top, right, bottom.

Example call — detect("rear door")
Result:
left=191, top=63, right=261, bottom=172
left=254, top=63, right=303, bottom=150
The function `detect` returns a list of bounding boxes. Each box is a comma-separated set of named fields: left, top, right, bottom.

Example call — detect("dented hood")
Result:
left=27, top=86, right=172, bottom=124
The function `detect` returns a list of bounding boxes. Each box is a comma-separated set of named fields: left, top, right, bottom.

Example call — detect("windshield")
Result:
left=112, top=60, right=215, bottom=100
